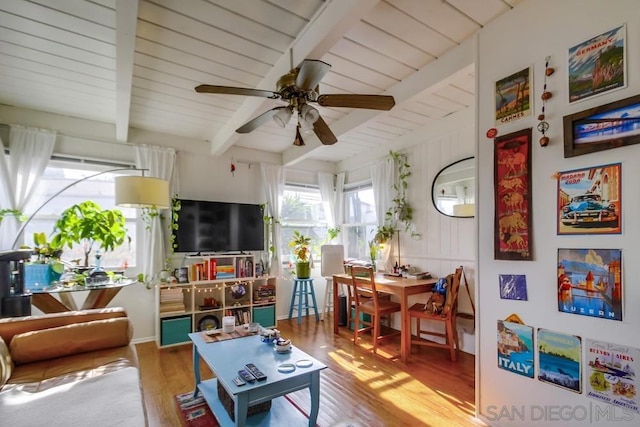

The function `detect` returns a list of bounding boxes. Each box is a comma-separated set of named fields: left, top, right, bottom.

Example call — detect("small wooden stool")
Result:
left=288, top=278, right=320, bottom=324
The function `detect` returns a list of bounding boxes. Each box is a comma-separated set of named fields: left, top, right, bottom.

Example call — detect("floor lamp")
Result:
left=10, top=168, right=170, bottom=249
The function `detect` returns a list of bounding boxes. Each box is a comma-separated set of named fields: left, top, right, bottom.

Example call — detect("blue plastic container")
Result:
left=24, top=264, right=62, bottom=291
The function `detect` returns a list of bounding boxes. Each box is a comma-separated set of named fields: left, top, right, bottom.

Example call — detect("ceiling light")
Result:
left=299, top=104, right=320, bottom=124
left=273, top=106, right=293, bottom=127
left=299, top=114, right=314, bottom=134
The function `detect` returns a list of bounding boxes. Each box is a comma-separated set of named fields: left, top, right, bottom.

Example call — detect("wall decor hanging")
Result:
left=557, top=163, right=621, bottom=235
left=495, top=66, right=532, bottom=126
left=568, top=24, right=625, bottom=103
left=537, top=56, right=554, bottom=147
left=494, top=128, right=532, bottom=260
left=563, top=93, right=640, bottom=158
left=537, top=328, right=582, bottom=393
left=498, top=319, right=534, bottom=378
left=499, top=274, right=528, bottom=300
left=557, top=248, right=622, bottom=321
left=585, top=338, right=640, bottom=413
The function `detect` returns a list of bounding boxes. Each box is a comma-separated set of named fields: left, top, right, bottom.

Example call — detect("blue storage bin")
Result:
left=24, top=264, right=62, bottom=291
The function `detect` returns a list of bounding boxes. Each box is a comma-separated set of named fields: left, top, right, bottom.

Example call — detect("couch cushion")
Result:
left=10, top=318, right=132, bottom=365
left=0, top=336, right=11, bottom=387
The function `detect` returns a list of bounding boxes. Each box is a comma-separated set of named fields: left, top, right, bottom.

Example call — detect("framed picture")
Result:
left=568, top=25, right=625, bottom=103
left=563, top=93, right=640, bottom=158
left=557, top=163, right=621, bottom=235
left=537, top=328, right=582, bottom=393
left=557, top=248, right=622, bottom=321
left=495, top=66, right=532, bottom=126
left=499, top=274, right=528, bottom=301
left=498, top=320, right=534, bottom=378
left=494, top=128, right=532, bottom=260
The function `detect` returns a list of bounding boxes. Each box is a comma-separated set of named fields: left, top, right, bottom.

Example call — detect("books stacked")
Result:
left=216, top=265, right=235, bottom=279
left=160, top=288, right=185, bottom=315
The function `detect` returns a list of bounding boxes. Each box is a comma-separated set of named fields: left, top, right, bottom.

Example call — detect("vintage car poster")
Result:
left=557, top=163, right=621, bottom=235
left=495, top=67, right=532, bottom=125
left=558, top=248, right=622, bottom=321
left=499, top=274, right=528, bottom=300
left=568, top=25, right=625, bottom=103
left=498, top=320, right=534, bottom=378
left=537, top=328, right=582, bottom=393
left=586, top=338, right=639, bottom=413
left=494, top=128, right=532, bottom=260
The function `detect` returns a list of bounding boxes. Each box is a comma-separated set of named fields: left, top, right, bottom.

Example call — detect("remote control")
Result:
left=245, top=363, right=267, bottom=381
left=232, top=376, right=246, bottom=386
left=238, top=369, right=256, bottom=383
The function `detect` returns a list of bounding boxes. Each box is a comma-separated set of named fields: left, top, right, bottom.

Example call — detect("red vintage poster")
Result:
left=494, top=128, right=532, bottom=260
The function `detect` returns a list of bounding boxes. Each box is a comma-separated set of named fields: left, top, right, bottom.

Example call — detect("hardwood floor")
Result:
left=136, top=314, right=485, bottom=427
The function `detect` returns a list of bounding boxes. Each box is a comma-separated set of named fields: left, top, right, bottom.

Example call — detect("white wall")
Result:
left=477, top=1, right=640, bottom=425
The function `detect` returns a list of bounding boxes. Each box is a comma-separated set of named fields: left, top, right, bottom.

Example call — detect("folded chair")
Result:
left=408, top=266, right=463, bottom=361
left=349, top=266, right=401, bottom=354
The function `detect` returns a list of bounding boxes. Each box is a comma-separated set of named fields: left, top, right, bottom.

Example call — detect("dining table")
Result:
left=332, top=272, right=437, bottom=363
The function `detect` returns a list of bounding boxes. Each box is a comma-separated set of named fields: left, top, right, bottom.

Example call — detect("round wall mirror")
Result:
left=432, top=157, right=475, bottom=218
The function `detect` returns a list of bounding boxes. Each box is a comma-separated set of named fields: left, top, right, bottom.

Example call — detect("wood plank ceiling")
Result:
left=0, top=0, right=522, bottom=165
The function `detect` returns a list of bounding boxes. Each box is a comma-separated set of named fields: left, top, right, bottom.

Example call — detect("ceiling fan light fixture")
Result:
left=299, top=103, right=320, bottom=124
left=299, top=114, right=314, bottom=134
left=273, top=106, right=293, bottom=127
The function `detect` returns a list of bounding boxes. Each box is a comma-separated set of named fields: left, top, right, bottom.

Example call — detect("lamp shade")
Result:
left=115, top=176, right=170, bottom=209
left=453, top=203, right=475, bottom=217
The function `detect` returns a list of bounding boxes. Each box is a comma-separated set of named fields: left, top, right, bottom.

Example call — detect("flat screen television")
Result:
left=172, top=199, right=264, bottom=253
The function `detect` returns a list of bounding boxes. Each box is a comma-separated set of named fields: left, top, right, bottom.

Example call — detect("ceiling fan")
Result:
left=195, top=59, right=395, bottom=146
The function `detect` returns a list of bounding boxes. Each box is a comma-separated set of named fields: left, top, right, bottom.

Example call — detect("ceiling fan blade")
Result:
left=313, top=116, right=338, bottom=145
left=317, top=94, right=395, bottom=110
left=295, top=59, right=331, bottom=91
left=195, top=85, right=278, bottom=99
left=236, top=107, right=286, bottom=134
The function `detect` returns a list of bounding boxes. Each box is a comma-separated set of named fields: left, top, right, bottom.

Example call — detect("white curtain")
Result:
left=370, top=156, right=394, bottom=269
left=0, top=125, right=56, bottom=248
left=260, top=163, right=284, bottom=278
left=135, top=145, right=176, bottom=279
left=335, top=172, right=345, bottom=243
left=318, top=172, right=336, bottom=227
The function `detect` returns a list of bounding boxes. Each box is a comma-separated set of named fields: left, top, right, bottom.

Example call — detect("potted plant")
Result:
left=50, top=200, right=128, bottom=268
left=24, top=232, right=65, bottom=290
left=289, top=231, right=312, bottom=279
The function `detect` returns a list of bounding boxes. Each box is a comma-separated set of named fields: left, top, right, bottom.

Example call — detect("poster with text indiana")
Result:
left=498, top=320, right=534, bottom=378
left=557, top=248, right=622, bottom=321
left=538, top=328, right=582, bottom=393
left=586, top=338, right=640, bottom=413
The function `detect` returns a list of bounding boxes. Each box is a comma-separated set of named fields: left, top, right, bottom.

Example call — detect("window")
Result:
left=342, top=185, right=377, bottom=260
left=22, top=160, right=137, bottom=269
left=279, top=185, right=328, bottom=265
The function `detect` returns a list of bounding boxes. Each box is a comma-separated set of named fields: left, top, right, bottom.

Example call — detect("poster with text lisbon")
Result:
left=557, top=248, right=622, bottom=321
left=538, top=328, right=582, bottom=393
left=568, top=25, right=626, bottom=103
left=586, top=338, right=640, bottom=413
left=498, top=320, right=534, bottom=378
left=495, top=67, right=532, bottom=125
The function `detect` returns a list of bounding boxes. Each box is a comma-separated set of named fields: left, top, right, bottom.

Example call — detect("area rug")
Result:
left=175, top=391, right=313, bottom=426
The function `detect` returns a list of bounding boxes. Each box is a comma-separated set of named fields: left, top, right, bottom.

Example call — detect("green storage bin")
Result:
left=349, top=308, right=371, bottom=331
left=161, top=316, right=192, bottom=346
left=252, top=305, right=275, bottom=328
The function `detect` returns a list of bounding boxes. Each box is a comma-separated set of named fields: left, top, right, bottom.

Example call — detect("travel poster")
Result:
left=568, top=25, right=625, bottom=103
left=538, top=328, right=582, bottom=393
left=495, top=67, right=532, bottom=125
left=557, top=248, right=622, bottom=321
left=499, top=274, right=528, bottom=300
left=557, top=163, right=621, bottom=235
left=586, top=338, right=640, bottom=413
left=498, top=320, right=534, bottom=378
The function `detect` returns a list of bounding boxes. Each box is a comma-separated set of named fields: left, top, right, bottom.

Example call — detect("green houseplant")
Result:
left=289, top=231, right=312, bottom=279
left=50, top=200, right=128, bottom=268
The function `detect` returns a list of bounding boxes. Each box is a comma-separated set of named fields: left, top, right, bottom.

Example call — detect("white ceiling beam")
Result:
left=115, top=0, right=139, bottom=142
left=282, top=35, right=475, bottom=166
left=209, top=0, right=381, bottom=157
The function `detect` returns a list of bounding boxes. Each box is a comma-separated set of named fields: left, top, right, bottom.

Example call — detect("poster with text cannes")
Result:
left=557, top=248, right=622, bottom=321
left=586, top=338, right=639, bottom=413
left=537, top=328, right=582, bottom=393
left=497, top=320, right=534, bottom=378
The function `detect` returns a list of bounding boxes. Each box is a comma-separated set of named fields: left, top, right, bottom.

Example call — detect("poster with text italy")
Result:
left=586, top=338, right=639, bottom=413
left=498, top=320, right=534, bottom=378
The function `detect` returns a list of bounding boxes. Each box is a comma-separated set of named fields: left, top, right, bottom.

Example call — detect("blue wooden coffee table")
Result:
left=189, top=332, right=327, bottom=426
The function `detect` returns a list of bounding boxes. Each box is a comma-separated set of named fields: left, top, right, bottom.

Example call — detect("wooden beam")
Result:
left=115, top=0, right=139, bottom=142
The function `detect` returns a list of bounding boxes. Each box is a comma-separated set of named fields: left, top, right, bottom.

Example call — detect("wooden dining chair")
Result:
left=349, top=266, right=401, bottom=354
left=408, top=266, right=463, bottom=361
